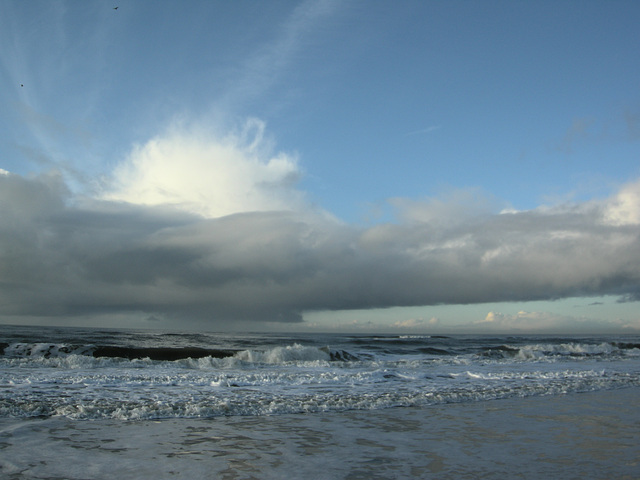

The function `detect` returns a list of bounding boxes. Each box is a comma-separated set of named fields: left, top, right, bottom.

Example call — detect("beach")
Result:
left=2, top=387, right=638, bottom=479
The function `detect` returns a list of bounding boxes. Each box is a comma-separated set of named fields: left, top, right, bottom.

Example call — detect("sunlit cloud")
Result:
left=393, top=317, right=440, bottom=329
left=476, top=310, right=637, bottom=333
left=602, top=178, right=640, bottom=226
left=103, top=118, right=305, bottom=218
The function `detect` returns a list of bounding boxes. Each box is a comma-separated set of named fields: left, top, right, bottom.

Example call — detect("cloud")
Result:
left=624, top=108, right=640, bottom=141
left=476, top=310, right=638, bottom=333
left=554, top=116, right=595, bottom=154
left=103, top=118, right=305, bottom=218
left=603, top=178, right=640, bottom=226
left=404, top=125, right=441, bottom=137
left=552, top=108, right=640, bottom=155
left=1, top=141, right=640, bottom=327
left=393, top=317, right=440, bottom=329
left=220, top=0, right=341, bottom=109
left=388, top=188, right=501, bottom=227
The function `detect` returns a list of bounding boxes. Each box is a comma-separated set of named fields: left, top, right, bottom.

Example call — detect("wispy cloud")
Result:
left=403, top=125, right=441, bottom=137
left=552, top=108, right=640, bottom=154
left=220, top=0, right=342, bottom=109
left=554, top=116, right=596, bottom=154
left=624, top=108, right=640, bottom=141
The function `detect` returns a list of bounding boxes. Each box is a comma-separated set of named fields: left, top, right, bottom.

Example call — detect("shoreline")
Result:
left=1, top=388, right=639, bottom=479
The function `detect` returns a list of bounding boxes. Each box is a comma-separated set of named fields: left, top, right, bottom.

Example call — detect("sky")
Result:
left=1, top=0, right=639, bottom=333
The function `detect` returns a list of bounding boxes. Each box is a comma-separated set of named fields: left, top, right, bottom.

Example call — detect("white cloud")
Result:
left=393, top=317, right=440, bottom=329
left=476, top=310, right=635, bottom=333
left=104, top=118, right=305, bottom=218
left=602, top=178, right=640, bottom=226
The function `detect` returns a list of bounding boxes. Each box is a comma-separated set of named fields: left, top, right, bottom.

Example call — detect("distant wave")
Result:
left=479, top=342, right=640, bottom=360
left=0, top=342, right=359, bottom=363
left=0, top=343, right=238, bottom=361
left=92, top=346, right=238, bottom=361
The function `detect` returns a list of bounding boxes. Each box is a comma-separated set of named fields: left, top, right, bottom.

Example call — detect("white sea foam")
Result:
left=3, top=342, right=95, bottom=358
left=1, top=329, right=639, bottom=420
left=512, top=342, right=618, bottom=360
left=233, top=344, right=331, bottom=364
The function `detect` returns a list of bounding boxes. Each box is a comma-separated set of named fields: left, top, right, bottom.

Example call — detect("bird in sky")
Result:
left=113, top=7, right=118, bottom=10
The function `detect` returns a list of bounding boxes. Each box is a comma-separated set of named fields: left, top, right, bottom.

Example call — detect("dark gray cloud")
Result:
left=1, top=172, right=640, bottom=326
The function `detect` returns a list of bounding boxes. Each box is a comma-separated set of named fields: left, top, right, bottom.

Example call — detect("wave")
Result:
left=2, top=335, right=638, bottom=420
left=0, top=342, right=360, bottom=364
left=93, top=346, right=238, bottom=361
left=3, top=340, right=638, bottom=366
left=419, top=347, right=455, bottom=356
left=479, top=342, right=640, bottom=360
left=0, top=343, right=238, bottom=361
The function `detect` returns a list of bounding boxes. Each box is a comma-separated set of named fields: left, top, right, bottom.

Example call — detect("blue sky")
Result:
left=1, top=1, right=639, bottom=332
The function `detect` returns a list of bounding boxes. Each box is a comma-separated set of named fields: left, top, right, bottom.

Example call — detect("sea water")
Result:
left=1, top=325, right=639, bottom=479
left=1, top=325, right=639, bottom=420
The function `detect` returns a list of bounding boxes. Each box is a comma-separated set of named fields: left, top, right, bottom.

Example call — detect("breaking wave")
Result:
left=2, top=327, right=639, bottom=420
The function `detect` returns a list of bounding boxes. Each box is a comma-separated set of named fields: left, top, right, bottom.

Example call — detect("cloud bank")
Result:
left=1, top=122, right=640, bottom=328
left=476, top=310, right=640, bottom=333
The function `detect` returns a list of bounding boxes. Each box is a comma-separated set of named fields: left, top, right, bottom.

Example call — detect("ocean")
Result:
left=1, top=325, right=639, bottom=478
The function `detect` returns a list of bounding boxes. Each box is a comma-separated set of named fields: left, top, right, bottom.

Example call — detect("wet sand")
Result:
left=1, top=388, right=638, bottom=479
